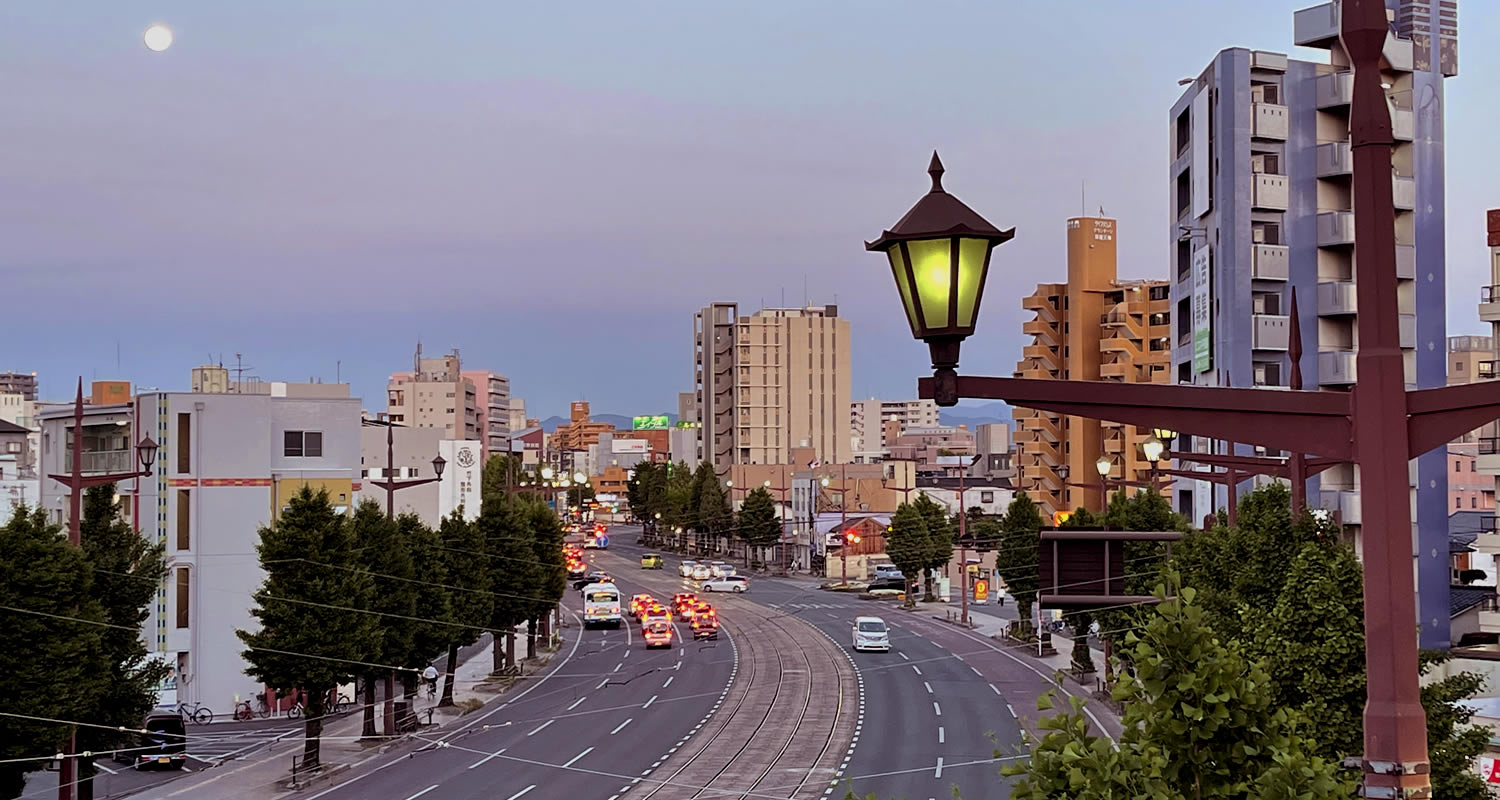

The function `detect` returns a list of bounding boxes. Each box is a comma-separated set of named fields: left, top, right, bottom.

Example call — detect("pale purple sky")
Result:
left=5, top=2, right=1498, bottom=418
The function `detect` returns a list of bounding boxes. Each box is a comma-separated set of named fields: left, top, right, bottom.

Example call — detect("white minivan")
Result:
left=852, top=616, right=890, bottom=652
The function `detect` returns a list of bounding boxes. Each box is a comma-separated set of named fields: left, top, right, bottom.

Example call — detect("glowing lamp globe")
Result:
left=143, top=24, right=174, bottom=52
left=867, top=152, right=1015, bottom=405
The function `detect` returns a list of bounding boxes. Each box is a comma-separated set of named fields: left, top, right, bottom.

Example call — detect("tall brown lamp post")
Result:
left=866, top=9, right=1487, bottom=785
left=48, top=379, right=158, bottom=800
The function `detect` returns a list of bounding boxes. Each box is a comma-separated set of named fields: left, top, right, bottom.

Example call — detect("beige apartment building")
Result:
left=462, top=369, right=511, bottom=464
left=386, top=347, right=480, bottom=443
left=1014, top=216, right=1171, bottom=518
left=850, top=397, right=940, bottom=453
left=693, top=303, right=851, bottom=470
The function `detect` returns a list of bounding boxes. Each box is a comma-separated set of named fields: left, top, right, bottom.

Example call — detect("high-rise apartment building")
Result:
left=850, top=398, right=941, bottom=452
left=553, top=401, right=615, bottom=452
left=0, top=373, right=38, bottom=401
left=693, top=302, right=739, bottom=471
left=462, top=369, right=511, bottom=465
left=693, top=302, right=852, bottom=470
left=1171, top=0, right=1455, bottom=646
left=1014, top=216, right=1170, bottom=518
left=386, top=346, right=480, bottom=443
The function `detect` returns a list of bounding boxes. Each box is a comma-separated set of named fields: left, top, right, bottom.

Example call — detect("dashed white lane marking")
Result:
left=596, top=678, right=609, bottom=690
left=938, top=726, right=944, bottom=744
left=614, top=662, right=623, bottom=672
left=933, top=702, right=942, bottom=716
left=990, top=683, right=1001, bottom=696
left=642, top=694, right=658, bottom=709
left=611, top=717, right=634, bottom=735
left=503, top=786, right=536, bottom=800
left=467, top=748, right=506, bottom=769
left=911, top=665, right=922, bottom=676
left=567, top=696, right=586, bottom=710
left=971, top=666, right=982, bottom=677
left=623, top=649, right=630, bottom=658
left=663, top=676, right=674, bottom=688
left=527, top=719, right=554, bottom=736
left=923, top=681, right=933, bottom=694
left=93, top=763, right=118, bottom=775
left=404, top=786, right=439, bottom=800
left=898, top=652, right=909, bottom=660
left=1007, top=703, right=1018, bottom=718
left=562, top=747, right=594, bottom=768
left=934, top=757, right=944, bottom=779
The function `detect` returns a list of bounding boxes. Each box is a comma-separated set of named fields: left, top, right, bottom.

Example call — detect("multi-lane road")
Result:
left=124, top=523, right=1118, bottom=800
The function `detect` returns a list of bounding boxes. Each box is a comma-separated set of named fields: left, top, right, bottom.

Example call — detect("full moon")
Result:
left=143, top=24, right=173, bottom=52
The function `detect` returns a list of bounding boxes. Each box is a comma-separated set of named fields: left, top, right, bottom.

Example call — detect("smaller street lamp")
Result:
left=541, top=467, right=555, bottom=481
left=1094, top=455, right=1111, bottom=478
left=1141, top=436, right=1164, bottom=464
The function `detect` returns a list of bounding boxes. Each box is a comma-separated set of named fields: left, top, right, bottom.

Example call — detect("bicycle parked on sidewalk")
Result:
left=176, top=701, right=213, bottom=725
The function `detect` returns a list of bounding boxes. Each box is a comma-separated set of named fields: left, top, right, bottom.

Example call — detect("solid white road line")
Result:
left=527, top=719, right=554, bottom=736
left=933, top=702, right=942, bottom=716
left=562, top=746, right=594, bottom=767
left=504, top=786, right=536, bottom=800
left=663, top=676, right=674, bottom=688
left=567, top=696, right=586, bottom=710
left=643, top=695, right=658, bottom=709
left=468, top=748, right=507, bottom=769
left=611, top=718, right=634, bottom=735
left=404, top=786, right=439, bottom=800
left=934, top=757, right=944, bottom=779
left=923, top=681, right=933, bottom=694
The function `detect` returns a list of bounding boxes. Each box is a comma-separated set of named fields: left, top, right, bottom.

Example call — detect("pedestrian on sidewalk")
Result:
left=423, top=665, right=439, bottom=698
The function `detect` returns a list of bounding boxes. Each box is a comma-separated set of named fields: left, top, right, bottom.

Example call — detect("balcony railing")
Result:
left=1481, top=437, right=1500, bottom=456
left=1481, top=362, right=1496, bottom=380
left=62, top=449, right=134, bottom=475
left=1482, top=285, right=1500, bottom=304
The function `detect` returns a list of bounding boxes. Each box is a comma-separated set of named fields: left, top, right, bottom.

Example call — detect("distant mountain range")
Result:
left=939, top=402, right=1012, bottom=428
left=532, top=406, right=1005, bottom=433
left=536, top=413, right=679, bottom=433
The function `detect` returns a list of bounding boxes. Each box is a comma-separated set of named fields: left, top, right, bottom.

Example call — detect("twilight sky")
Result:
left=5, top=2, right=1499, bottom=419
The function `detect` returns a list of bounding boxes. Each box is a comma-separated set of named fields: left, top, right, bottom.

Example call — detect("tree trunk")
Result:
left=382, top=671, right=396, bottom=736
left=505, top=630, right=517, bottom=669
left=923, top=569, right=935, bottom=601
left=526, top=618, right=538, bottom=660
left=441, top=643, right=460, bottom=707
left=303, top=689, right=327, bottom=770
left=492, top=631, right=505, bottom=674
left=361, top=673, right=378, bottom=738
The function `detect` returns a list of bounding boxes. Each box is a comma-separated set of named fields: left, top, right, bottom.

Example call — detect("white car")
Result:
left=701, top=576, right=749, bottom=593
left=691, top=564, right=713, bottom=581
left=710, top=562, right=736, bottom=578
left=852, top=616, right=890, bottom=652
left=678, top=560, right=699, bottom=578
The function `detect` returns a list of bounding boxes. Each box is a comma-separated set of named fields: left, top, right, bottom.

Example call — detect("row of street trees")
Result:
left=238, top=474, right=566, bottom=769
left=625, top=462, right=780, bottom=565
left=0, top=487, right=168, bottom=800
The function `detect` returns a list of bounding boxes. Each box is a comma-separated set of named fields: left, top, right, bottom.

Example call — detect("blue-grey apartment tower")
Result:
left=1167, top=0, right=1456, bottom=648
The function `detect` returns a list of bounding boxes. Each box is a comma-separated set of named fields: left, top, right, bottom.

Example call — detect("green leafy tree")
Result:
left=884, top=503, right=930, bottom=608
left=626, top=461, right=653, bottom=526
left=1422, top=652, right=1492, bottom=800
left=1005, top=576, right=1353, bottom=799
left=481, top=454, right=521, bottom=500
left=1056, top=507, right=1100, bottom=673
left=436, top=511, right=491, bottom=706
left=76, top=485, right=170, bottom=796
left=698, top=476, right=731, bottom=551
left=736, top=487, right=780, bottom=567
left=996, top=493, right=1042, bottom=636
left=912, top=494, right=953, bottom=601
left=521, top=496, right=566, bottom=658
left=238, top=487, right=378, bottom=769
left=0, top=506, right=106, bottom=799
left=395, top=513, right=448, bottom=706
left=687, top=461, right=715, bottom=541
left=350, top=500, right=416, bottom=738
left=480, top=495, right=531, bottom=671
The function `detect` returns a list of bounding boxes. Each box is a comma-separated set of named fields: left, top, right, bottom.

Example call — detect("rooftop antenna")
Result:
left=414, top=340, right=422, bottom=374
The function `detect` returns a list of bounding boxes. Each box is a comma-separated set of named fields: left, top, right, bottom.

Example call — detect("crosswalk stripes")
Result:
left=185, top=725, right=294, bottom=763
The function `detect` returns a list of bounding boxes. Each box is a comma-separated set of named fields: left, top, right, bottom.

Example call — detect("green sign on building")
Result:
left=632, top=415, right=670, bottom=430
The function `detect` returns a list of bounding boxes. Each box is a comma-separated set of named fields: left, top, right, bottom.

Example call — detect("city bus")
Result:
left=582, top=582, right=622, bottom=628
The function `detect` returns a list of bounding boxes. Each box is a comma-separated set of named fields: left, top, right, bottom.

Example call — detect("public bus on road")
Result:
left=582, top=582, right=622, bottom=628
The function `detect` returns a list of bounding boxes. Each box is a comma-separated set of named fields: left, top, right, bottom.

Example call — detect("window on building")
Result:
left=283, top=430, right=323, bottom=458
left=407, top=467, right=419, bottom=478
left=1455, top=460, right=1462, bottom=473
left=1175, top=107, right=1191, bottom=156
left=175, top=568, right=190, bottom=628
left=1472, top=497, right=1479, bottom=509
left=176, top=490, right=190, bottom=551
left=1176, top=169, right=1191, bottom=217
left=177, top=413, right=191, bottom=473
left=980, top=491, right=994, bottom=503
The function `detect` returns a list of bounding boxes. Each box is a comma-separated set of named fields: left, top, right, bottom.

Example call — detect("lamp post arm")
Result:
left=920, top=375, right=1353, bottom=460
left=367, top=477, right=444, bottom=492
left=1406, top=382, right=1500, bottom=456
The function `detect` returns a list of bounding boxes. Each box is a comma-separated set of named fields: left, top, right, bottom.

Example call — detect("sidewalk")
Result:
left=927, top=604, right=1109, bottom=684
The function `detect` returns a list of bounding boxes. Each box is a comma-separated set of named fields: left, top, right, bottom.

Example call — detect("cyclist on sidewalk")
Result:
left=422, top=665, right=439, bottom=698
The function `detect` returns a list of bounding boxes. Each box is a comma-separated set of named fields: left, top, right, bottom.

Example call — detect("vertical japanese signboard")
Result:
left=1192, top=245, right=1212, bottom=373
left=1191, top=89, right=1211, bottom=219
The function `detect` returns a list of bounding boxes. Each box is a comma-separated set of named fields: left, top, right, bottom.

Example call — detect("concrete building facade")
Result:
left=0, top=372, right=38, bottom=401
left=1169, top=1, right=1454, bottom=645
left=386, top=347, right=480, bottom=443
left=1013, top=216, right=1171, bottom=518
left=693, top=302, right=739, bottom=472
left=38, top=391, right=362, bottom=713
left=850, top=398, right=941, bottom=453
left=462, top=370, right=511, bottom=465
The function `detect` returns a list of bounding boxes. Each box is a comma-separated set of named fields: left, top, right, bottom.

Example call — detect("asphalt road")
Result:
left=613, top=528, right=1026, bottom=799
left=301, top=563, right=736, bottom=800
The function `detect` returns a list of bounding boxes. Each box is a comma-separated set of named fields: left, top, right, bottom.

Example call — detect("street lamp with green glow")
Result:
left=866, top=152, right=1015, bottom=406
